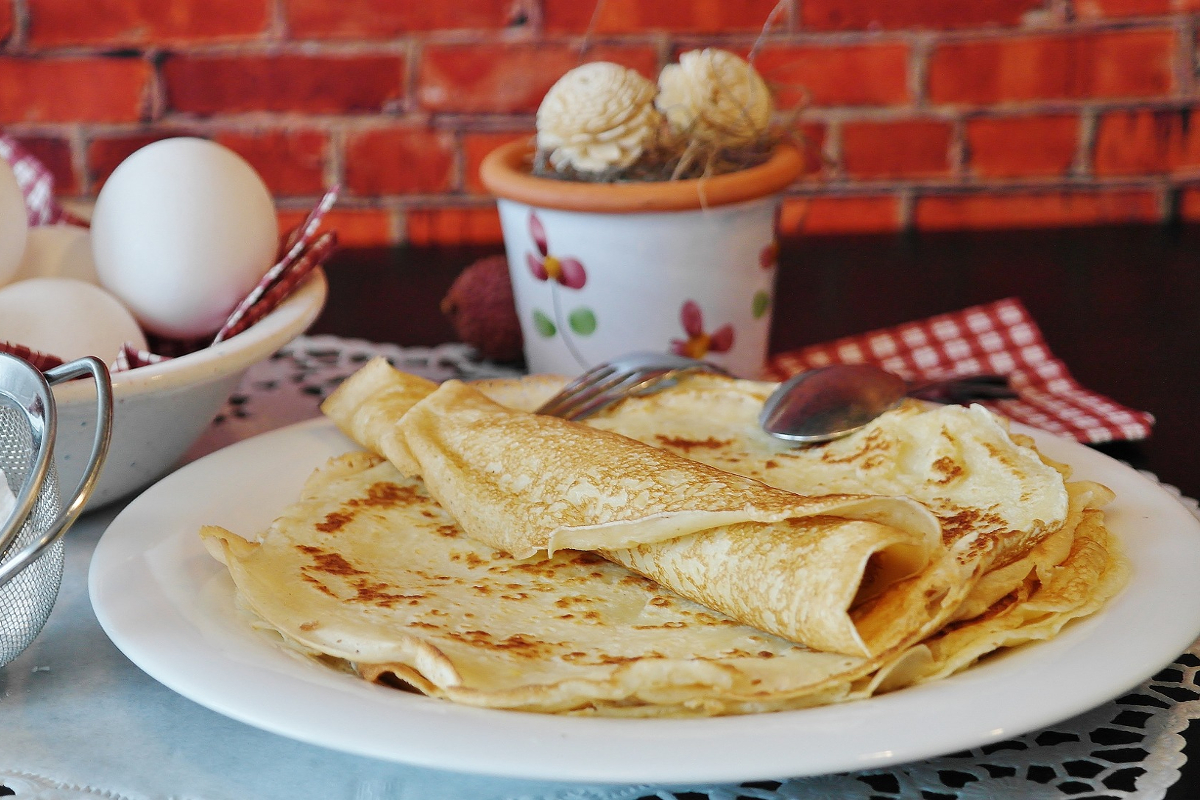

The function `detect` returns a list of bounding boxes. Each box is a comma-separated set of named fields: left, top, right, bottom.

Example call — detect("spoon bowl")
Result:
left=760, top=364, right=1016, bottom=444
left=759, top=364, right=907, bottom=444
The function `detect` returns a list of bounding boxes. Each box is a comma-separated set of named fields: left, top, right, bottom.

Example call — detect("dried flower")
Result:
left=536, top=62, right=663, bottom=174
left=656, top=49, right=774, bottom=148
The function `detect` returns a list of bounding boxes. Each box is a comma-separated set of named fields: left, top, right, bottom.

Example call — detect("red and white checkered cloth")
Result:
left=0, top=135, right=73, bottom=225
left=767, top=297, right=1154, bottom=444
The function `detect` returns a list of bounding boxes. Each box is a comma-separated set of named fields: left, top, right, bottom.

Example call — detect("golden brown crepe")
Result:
left=321, top=358, right=958, bottom=657
left=202, top=453, right=883, bottom=715
left=469, top=372, right=1079, bottom=627
left=200, top=359, right=1128, bottom=717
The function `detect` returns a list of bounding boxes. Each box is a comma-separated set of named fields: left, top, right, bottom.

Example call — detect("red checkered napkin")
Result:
left=767, top=297, right=1154, bottom=444
left=0, top=134, right=76, bottom=225
left=0, top=135, right=83, bottom=368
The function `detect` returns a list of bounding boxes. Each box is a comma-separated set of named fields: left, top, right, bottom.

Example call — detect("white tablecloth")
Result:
left=3, top=336, right=1199, bottom=800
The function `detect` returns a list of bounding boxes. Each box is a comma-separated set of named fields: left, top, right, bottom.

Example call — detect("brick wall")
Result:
left=3, top=0, right=1199, bottom=245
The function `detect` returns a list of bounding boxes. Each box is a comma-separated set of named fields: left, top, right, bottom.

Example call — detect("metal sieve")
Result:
left=0, top=353, right=111, bottom=666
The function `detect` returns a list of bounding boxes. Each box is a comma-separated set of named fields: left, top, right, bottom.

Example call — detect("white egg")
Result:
left=0, top=277, right=147, bottom=363
left=0, top=158, right=30, bottom=287
left=12, top=223, right=98, bottom=284
left=91, top=137, right=278, bottom=339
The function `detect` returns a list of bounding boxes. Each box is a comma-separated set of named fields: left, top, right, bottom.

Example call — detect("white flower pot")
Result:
left=481, top=142, right=803, bottom=378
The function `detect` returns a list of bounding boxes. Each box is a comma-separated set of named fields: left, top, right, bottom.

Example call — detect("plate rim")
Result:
left=88, top=416, right=1200, bottom=784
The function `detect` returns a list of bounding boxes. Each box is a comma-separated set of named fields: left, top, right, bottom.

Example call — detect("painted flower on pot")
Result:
left=525, top=212, right=596, bottom=369
left=759, top=240, right=778, bottom=270
left=671, top=300, right=733, bottom=359
left=527, top=213, right=587, bottom=288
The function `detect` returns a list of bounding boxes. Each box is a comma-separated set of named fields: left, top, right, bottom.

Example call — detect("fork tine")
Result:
left=557, top=369, right=672, bottom=421
left=534, top=364, right=620, bottom=417
left=534, top=352, right=726, bottom=422
left=539, top=368, right=658, bottom=420
left=541, top=374, right=628, bottom=419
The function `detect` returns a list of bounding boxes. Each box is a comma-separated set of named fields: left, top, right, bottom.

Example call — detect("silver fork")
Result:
left=535, top=352, right=728, bottom=421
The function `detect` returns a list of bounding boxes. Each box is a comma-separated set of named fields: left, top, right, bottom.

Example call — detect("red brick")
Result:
left=755, top=43, right=910, bottom=108
left=929, top=30, right=1175, bottom=103
left=286, top=0, right=513, bottom=38
left=778, top=195, right=900, bottom=235
left=544, top=0, right=786, bottom=33
left=841, top=119, right=953, bottom=178
left=214, top=130, right=329, bottom=196
left=1093, top=108, right=1200, bottom=175
left=162, top=54, right=405, bottom=115
left=279, top=207, right=395, bottom=247
left=92, top=130, right=316, bottom=197
left=0, top=57, right=150, bottom=123
left=417, top=44, right=658, bottom=114
left=15, top=135, right=76, bottom=194
left=0, top=2, right=13, bottom=42
left=344, top=128, right=455, bottom=195
left=792, top=123, right=829, bottom=178
left=802, top=0, right=1042, bottom=30
left=463, top=131, right=534, bottom=195
left=1177, top=185, right=1200, bottom=222
left=1075, top=0, right=1177, bottom=18
left=966, top=114, right=1079, bottom=178
left=406, top=206, right=503, bottom=246
left=914, top=190, right=1160, bottom=230
left=27, top=0, right=269, bottom=46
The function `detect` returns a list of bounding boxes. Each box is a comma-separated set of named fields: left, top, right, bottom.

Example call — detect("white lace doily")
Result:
left=4, top=335, right=1197, bottom=800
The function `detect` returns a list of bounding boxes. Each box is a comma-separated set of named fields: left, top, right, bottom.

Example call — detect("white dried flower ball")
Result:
left=536, top=61, right=662, bottom=173
left=656, top=49, right=774, bottom=147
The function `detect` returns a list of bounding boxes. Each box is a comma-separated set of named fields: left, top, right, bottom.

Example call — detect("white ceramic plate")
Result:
left=89, top=418, right=1200, bottom=785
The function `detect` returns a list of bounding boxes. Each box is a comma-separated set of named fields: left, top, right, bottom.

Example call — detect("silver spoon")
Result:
left=759, top=364, right=1016, bottom=444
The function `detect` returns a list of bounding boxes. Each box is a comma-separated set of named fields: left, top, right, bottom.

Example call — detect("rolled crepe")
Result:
left=200, top=452, right=881, bottom=716
left=322, top=358, right=945, bottom=656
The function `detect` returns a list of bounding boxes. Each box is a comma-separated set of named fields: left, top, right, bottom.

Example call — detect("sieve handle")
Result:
left=0, top=357, right=113, bottom=589
left=0, top=356, right=54, bottom=562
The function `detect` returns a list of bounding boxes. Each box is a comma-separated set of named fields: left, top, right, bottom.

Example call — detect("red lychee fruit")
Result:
left=440, top=254, right=523, bottom=363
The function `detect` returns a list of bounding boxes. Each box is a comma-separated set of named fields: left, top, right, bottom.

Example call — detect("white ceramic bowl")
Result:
left=50, top=269, right=327, bottom=509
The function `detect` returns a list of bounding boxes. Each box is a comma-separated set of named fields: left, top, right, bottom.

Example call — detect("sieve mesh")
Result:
left=0, top=400, right=63, bottom=666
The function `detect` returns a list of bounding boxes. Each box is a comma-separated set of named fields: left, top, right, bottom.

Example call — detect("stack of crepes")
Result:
left=200, top=358, right=1128, bottom=717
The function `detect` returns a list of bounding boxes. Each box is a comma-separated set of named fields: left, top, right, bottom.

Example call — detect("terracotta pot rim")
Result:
left=480, top=140, right=804, bottom=213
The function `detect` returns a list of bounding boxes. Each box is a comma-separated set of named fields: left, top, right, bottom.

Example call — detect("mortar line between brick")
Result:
left=451, top=129, right=465, bottom=194
left=144, top=50, right=166, bottom=123
left=327, top=126, right=346, bottom=193
left=802, top=98, right=1200, bottom=123
left=788, top=177, right=1174, bottom=194
left=1159, top=180, right=1178, bottom=224
left=897, top=188, right=915, bottom=230
left=67, top=125, right=88, bottom=197
left=823, top=116, right=843, bottom=181
left=951, top=116, right=969, bottom=179
left=909, top=32, right=933, bottom=108
left=11, top=18, right=1184, bottom=56
left=394, top=205, right=412, bottom=246
left=8, top=0, right=28, bottom=51
left=652, top=32, right=670, bottom=71
left=402, top=36, right=419, bottom=115
left=267, top=0, right=287, bottom=41
left=1176, top=15, right=1197, bottom=96
left=781, top=0, right=799, bottom=34
left=1074, top=107, right=1098, bottom=179
left=918, top=16, right=1185, bottom=44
